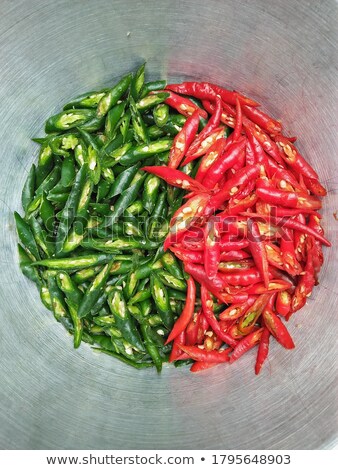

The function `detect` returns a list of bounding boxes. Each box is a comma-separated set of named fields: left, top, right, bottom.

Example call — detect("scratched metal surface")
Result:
left=0, top=0, right=337, bottom=450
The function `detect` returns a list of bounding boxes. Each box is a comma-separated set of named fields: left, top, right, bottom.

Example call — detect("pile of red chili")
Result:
left=142, top=81, right=330, bottom=374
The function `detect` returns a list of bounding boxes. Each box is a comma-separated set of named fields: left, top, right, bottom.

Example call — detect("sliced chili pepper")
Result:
left=244, top=120, right=284, bottom=165
left=276, top=290, right=291, bottom=317
left=208, top=83, right=259, bottom=107
left=180, top=344, right=231, bottom=363
left=201, top=136, right=246, bottom=189
left=165, top=276, right=196, bottom=344
left=184, top=97, right=222, bottom=158
left=242, top=105, right=282, bottom=134
left=194, top=137, right=231, bottom=182
left=238, top=293, right=272, bottom=335
left=303, top=176, right=327, bottom=197
left=163, top=193, right=210, bottom=250
left=169, top=331, right=186, bottom=362
left=141, top=165, right=207, bottom=193
left=182, top=127, right=225, bottom=165
left=201, top=286, right=238, bottom=347
left=274, top=135, right=319, bottom=180
left=219, top=296, right=256, bottom=321
left=263, top=307, right=295, bottom=349
left=280, top=227, right=303, bottom=276
left=246, top=279, right=292, bottom=295
left=162, top=90, right=208, bottom=119
left=247, top=218, right=270, bottom=288
left=274, top=216, right=331, bottom=247
left=190, top=361, right=220, bottom=372
left=255, top=327, right=270, bottom=375
left=166, top=109, right=200, bottom=168
left=229, top=328, right=263, bottom=363
left=204, top=217, right=221, bottom=279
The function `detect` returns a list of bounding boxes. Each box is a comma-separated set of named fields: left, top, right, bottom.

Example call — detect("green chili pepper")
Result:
left=28, top=164, right=61, bottom=214
left=147, top=125, right=165, bottom=140
left=78, top=114, right=105, bottom=133
left=142, top=174, right=161, bottom=214
left=89, top=202, right=111, bottom=216
left=45, top=109, right=95, bottom=133
left=108, top=288, right=144, bottom=351
left=65, top=299, right=83, bottom=348
left=102, top=142, right=133, bottom=167
left=47, top=274, right=68, bottom=322
left=40, top=284, right=52, bottom=310
left=105, top=102, right=126, bottom=140
left=93, top=315, right=116, bottom=327
left=60, top=156, right=76, bottom=187
left=72, top=266, right=101, bottom=284
left=77, top=262, right=113, bottom=318
left=131, top=63, right=146, bottom=100
left=39, top=193, right=55, bottom=233
left=136, top=92, right=170, bottom=111
left=140, top=80, right=167, bottom=98
left=140, top=323, right=163, bottom=372
left=97, top=73, right=132, bottom=118
left=17, top=244, right=42, bottom=286
left=120, top=109, right=132, bottom=143
left=14, top=211, right=41, bottom=260
left=129, top=95, right=148, bottom=144
left=55, top=163, right=88, bottom=255
left=167, top=288, right=187, bottom=301
left=161, top=252, right=184, bottom=280
left=150, top=273, right=174, bottom=329
left=63, top=90, right=107, bottom=110
left=73, top=178, right=94, bottom=235
left=74, top=142, right=86, bottom=167
left=81, top=237, right=159, bottom=252
left=36, top=143, right=54, bottom=187
left=57, top=271, right=83, bottom=307
left=28, top=216, right=54, bottom=257
left=123, top=272, right=138, bottom=299
left=153, top=103, right=170, bottom=128
left=147, top=192, right=167, bottom=239
left=134, top=258, right=162, bottom=280
left=128, top=289, right=152, bottom=305
left=106, top=163, right=140, bottom=199
left=94, top=348, right=154, bottom=369
left=119, top=138, right=173, bottom=166
left=102, top=174, right=146, bottom=227
left=32, top=253, right=116, bottom=270
left=21, top=165, right=36, bottom=213
left=62, top=228, right=85, bottom=254
left=126, top=200, right=144, bottom=215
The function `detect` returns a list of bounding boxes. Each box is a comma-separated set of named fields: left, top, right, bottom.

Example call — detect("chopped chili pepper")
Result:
left=255, top=327, right=270, bottom=375
left=141, top=165, right=207, bottom=192
left=229, top=328, right=264, bottom=363
left=263, top=307, right=295, bottom=349
left=180, top=344, right=232, bottom=363
left=167, top=109, right=201, bottom=168
left=163, top=90, right=208, bottom=119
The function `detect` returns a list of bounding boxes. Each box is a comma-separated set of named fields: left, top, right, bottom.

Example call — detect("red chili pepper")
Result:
left=228, top=192, right=258, bottom=215
left=263, top=307, right=295, bottom=349
left=276, top=290, right=291, bottom=317
left=204, top=217, right=221, bottom=279
left=274, top=135, right=319, bottom=180
left=244, top=120, right=284, bottom=165
left=201, top=285, right=238, bottom=347
left=220, top=249, right=251, bottom=261
left=195, top=137, right=232, bottom=182
left=274, top=216, right=331, bottom=247
left=165, top=109, right=201, bottom=168
left=245, top=137, right=256, bottom=166
left=183, top=97, right=223, bottom=161
left=271, top=167, right=305, bottom=194
left=201, top=136, right=246, bottom=189
left=219, top=296, right=257, bottom=321
left=220, top=267, right=268, bottom=286
left=166, top=82, right=218, bottom=101
left=185, top=309, right=202, bottom=345
left=247, top=218, right=270, bottom=288
left=217, top=259, right=255, bottom=272
left=255, top=327, right=270, bottom=375
left=265, top=242, right=284, bottom=269
left=166, top=276, right=196, bottom=344
left=169, top=331, right=186, bottom=362
left=232, top=97, right=243, bottom=142
left=181, top=127, right=225, bottom=165
left=163, top=193, right=210, bottom=250
left=179, top=344, right=232, bottom=363
left=242, top=105, right=282, bottom=134
left=163, top=90, right=208, bottom=119
left=208, top=83, right=260, bottom=107
left=141, top=165, right=207, bottom=193
left=190, top=361, right=220, bottom=372
left=237, top=293, right=272, bottom=335
left=290, top=242, right=316, bottom=315
left=280, top=227, right=303, bottom=276
left=207, top=164, right=260, bottom=212
left=303, top=176, right=327, bottom=197
left=245, top=279, right=293, bottom=295
left=170, top=246, right=204, bottom=264
left=202, top=99, right=236, bottom=128
left=255, top=178, right=322, bottom=211
left=229, top=328, right=264, bottom=363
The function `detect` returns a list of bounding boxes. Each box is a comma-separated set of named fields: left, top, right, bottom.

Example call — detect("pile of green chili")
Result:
left=15, top=64, right=205, bottom=371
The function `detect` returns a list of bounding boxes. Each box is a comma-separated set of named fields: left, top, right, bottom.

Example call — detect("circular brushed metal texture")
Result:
left=0, top=0, right=337, bottom=450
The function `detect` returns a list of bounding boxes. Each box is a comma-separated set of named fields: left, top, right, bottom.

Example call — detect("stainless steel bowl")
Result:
left=0, top=0, right=337, bottom=450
